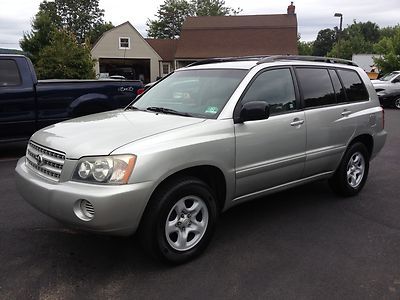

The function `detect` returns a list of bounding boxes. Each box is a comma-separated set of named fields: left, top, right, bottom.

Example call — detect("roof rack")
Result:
left=186, top=56, right=269, bottom=67
left=256, top=55, right=358, bottom=67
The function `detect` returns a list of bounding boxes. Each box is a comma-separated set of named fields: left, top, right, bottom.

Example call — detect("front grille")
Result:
left=26, top=141, right=66, bottom=182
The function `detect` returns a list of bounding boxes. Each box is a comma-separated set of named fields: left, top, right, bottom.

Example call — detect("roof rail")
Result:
left=186, top=55, right=269, bottom=67
left=257, top=55, right=359, bottom=67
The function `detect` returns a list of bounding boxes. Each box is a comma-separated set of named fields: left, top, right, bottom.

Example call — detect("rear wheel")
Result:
left=329, top=142, right=369, bottom=197
left=139, top=177, right=218, bottom=264
left=394, top=97, right=400, bottom=109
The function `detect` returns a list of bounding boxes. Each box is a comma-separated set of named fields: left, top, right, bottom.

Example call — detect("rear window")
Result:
left=337, top=69, right=369, bottom=102
left=0, top=59, right=21, bottom=86
left=296, top=68, right=336, bottom=108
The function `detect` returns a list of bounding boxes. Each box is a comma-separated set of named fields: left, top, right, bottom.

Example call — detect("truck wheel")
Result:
left=329, top=142, right=369, bottom=197
left=394, top=98, right=400, bottom=109
left=139, top=177, right=218, bottom=264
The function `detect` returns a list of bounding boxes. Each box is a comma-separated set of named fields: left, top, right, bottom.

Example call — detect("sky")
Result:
left=0, top=0, right=399, bottom=49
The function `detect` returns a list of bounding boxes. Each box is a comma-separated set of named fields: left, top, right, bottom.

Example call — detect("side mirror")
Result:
left=236, top=101, right=270, bottom=123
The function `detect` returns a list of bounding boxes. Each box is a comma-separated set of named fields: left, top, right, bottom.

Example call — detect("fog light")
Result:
left=74, top=199, right=95, bottom=221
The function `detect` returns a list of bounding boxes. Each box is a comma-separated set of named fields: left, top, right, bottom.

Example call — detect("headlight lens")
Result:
left=73, top=155, right=136, bottom=184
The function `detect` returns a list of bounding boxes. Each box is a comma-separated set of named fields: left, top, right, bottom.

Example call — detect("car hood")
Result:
left=31, top=110, right=205, bottom=159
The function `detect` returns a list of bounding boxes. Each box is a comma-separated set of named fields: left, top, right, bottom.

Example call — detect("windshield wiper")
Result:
left=146, top=106, right=193, bottom=117
left=125, top=105, right=142, bottom=111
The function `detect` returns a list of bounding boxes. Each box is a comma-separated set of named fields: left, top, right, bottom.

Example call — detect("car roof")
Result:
left=183, top=55, right=359, bottom=71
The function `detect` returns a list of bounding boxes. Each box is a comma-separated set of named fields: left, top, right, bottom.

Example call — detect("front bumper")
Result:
left=15, top=157, right=154, bottom=236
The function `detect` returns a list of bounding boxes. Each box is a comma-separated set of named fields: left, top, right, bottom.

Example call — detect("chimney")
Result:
left=287, top=2, right=295, bottom=15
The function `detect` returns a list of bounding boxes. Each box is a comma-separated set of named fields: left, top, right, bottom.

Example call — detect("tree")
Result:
left=312, top=28, right=336, bottom=56
left=194, top=0, right=241, bottom=16
left=20, top=10, right=57, bottom=64
left=147, top=0, right=193, bottom=39
left=373, top=27, right=400, bottom=74
left=38, top=0, right=106, bottom=43
left=88, top=22, right=114, bottom=46
left=147, top=0, right=241, bottom=39
left=327, top=21, right=380, bottom=59
left=35, top=29, right=95, bottom=79
left=297, top=34, right=313, bottom=55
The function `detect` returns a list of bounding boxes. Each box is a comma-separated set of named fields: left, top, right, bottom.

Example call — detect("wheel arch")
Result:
left=146, top=165, right=227, bottom=214
left=348, top=134, right=374, bottom=159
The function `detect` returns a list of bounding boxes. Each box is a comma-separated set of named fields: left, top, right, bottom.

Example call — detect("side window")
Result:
left=337, top=69, right=369, bottom=102
left=296, top=68, right=335, bottom=108
left=0, top=60, right=21, bottom=86
left=329, top=69, right=346, bottom=103
left=241, top=68, right=297, bottom=115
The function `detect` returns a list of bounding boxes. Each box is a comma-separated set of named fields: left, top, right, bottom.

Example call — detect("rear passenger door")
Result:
left=234, top=67, right=306, bottom=200
left=296, top=67, right=367, bottom=177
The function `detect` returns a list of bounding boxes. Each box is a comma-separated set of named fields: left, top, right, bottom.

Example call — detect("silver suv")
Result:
left=16, top=56, right=387, bottom=263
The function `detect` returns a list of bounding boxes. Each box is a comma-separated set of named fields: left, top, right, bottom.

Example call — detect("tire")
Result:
left=394, top=97, right=400, bottom=109
left=329, top=142, right=370, bottom=197
left=139, top=176, right=218, bottom=264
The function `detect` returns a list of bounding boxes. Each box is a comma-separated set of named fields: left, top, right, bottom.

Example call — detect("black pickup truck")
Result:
left=0, top=55, right=144, bottom=142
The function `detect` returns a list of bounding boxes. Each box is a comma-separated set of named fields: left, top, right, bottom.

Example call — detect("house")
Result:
left=91, top=22, right=162, bottom=83
left=91, top=2, right=298, bottom=82
left=174, top=3, right=298, bottom=68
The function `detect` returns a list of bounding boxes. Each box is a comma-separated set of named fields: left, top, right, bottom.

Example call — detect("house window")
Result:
left=119, top=37, right=130, bottom=49
left=162, top=63, right=170, bottom=75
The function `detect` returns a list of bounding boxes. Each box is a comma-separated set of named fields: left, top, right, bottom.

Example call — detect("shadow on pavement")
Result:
left=0, top=141, right=27, bottom=160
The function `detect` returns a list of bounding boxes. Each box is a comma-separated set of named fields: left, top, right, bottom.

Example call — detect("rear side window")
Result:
left=0, top=59, right=21, bottom=86
left=241, top=68, right=297, bottom=115
left=337, top=69, right=369, bottom=102
left=296, top=68, right=335, bottom=108
left=328, top=69, right=346, bottom=103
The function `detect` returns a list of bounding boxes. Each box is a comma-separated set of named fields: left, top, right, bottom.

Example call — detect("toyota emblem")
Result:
left=35, top=154, right=44, bottom=166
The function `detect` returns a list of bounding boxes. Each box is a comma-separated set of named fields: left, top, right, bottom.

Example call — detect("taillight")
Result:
left=136, top=88, right=144, bottom=95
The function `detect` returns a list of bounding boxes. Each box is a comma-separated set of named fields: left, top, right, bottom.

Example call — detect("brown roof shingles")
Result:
left=145, top=39, right=178, bottom=61
left=175, top=14, right=298, bottom=59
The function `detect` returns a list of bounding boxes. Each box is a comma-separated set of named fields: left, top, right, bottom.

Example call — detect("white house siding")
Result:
left=91, top=22, right=162, bottom=82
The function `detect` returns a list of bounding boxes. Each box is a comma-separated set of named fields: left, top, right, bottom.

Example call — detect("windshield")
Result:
left=131, top=69, right=248, bottom=119
left=379, top=72, right=399, bottom=81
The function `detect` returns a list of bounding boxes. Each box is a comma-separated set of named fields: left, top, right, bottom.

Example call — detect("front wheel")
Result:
left=139, top=177, right=218, bottom=264
left=329, top=142, right=370, bottom=197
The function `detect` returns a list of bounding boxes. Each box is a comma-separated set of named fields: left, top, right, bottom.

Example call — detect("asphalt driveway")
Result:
left=0, top=110, right=399, bottom=299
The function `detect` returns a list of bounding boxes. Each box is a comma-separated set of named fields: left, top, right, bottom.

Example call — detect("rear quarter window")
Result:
left=337, top=69, right=369, bottom=102
left=0, top=59, right=21, bottom=86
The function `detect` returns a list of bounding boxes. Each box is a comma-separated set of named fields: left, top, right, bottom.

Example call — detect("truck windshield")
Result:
left=131, top=69, right=248, bottom=119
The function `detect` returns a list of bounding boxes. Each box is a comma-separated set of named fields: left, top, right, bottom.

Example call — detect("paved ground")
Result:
left=0, top=110, right=399, bottom=299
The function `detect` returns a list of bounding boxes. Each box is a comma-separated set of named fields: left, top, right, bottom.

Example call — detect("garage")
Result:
left=99, top=58, right=151, bottom=82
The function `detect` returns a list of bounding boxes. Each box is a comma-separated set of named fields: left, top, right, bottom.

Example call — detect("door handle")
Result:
left=341, top=110, right=352, bottom=117
left=290, top=119, right=304, bottom=126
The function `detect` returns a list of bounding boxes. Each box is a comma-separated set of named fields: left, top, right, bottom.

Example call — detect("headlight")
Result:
left=73, top=155, right=136, bottom=184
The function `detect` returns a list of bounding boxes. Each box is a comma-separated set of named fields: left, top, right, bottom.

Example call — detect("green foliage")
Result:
left=147, top=0, right=193, bottom=39
left=147, top=0, right=241, bottom=39
left=89, top=22, right=114, bottom=46
left=20, top=10, right=57, bottom=64
left=373, top=27, right=400, bottom=74
left=35, top=30, right=95, bottom=79
left=312, top=28, right=336, bottom=56
left=194, top=0, right=241, bottom=16
left=20, top=0, right=112, bottom=79
left=297, top=34, right=313, bottom=55
left=328, top=21, right=379, bottom=59
left=39, top=0, right=106, bottom=43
